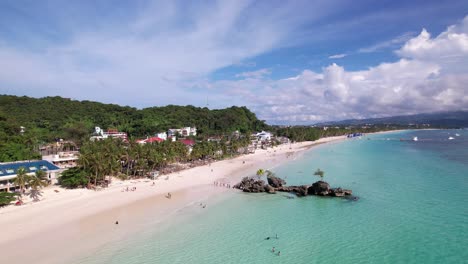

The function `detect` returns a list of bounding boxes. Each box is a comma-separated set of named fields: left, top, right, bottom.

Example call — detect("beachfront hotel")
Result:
left=0, top=160, right=60, bottom=192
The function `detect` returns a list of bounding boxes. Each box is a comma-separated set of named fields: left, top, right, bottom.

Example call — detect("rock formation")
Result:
left=234, top=176, right=354, bottom=199
left=267, top=175, right=286, bottom=188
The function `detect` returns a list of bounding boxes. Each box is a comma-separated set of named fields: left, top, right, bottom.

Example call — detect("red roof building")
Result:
left=179, top=139, right=195, bottom=146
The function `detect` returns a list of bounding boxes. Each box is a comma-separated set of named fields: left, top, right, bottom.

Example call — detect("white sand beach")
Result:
left=0, top=136, right=347, bottom=263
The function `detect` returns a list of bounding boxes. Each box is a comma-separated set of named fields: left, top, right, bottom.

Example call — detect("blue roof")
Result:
left=0, top=160, right=60, bottom=178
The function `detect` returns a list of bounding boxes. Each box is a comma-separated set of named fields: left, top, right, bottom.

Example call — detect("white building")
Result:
left=168, top=127, right=197, bottom=137
left=156, top=132, right=168, bottom=140
left=256, top=131, right=272, bottom=142
left=90, top=127, right=128, bottom=141
left=42, top=151, right=80, bottom=169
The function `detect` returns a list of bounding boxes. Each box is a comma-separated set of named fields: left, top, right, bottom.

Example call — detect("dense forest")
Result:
left=0, top=95, right=267, bottom=161
left=0, top=95, right=267, bottom=141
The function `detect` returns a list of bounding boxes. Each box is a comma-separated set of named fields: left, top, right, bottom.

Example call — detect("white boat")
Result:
left=455, top=133, right=460, bottom=137
left=413, top=137, right=418, bottom=141
left=448, top=137, right=455, bottom=140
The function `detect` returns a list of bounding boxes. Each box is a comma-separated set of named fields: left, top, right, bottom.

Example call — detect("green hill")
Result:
left=0, top=95, right=267, bottom=161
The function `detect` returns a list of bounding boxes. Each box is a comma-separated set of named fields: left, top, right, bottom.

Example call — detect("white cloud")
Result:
left=328, top=53, right=347, bottom=59
left=202, top=16, right=468, bottom=123
left=0, top=1, right=317, bottom=105
left=359, top=32, right=416, bottom=53
left=1, top=2, right=467, bottom=124
left=235, top=69, right=271, bottom=79
left=397, top=16, right=468, bottom=74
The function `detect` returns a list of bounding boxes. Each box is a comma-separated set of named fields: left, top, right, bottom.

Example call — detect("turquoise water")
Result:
left=76, top=130, right=468, bottom=264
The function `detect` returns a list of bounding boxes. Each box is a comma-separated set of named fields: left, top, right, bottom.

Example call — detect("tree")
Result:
left=28, top=170, right=49, bottom=201
left=59, top=167, right=89, bottom=189
left=12, top=167, right=31, bottom=196
left=256, top=168, right=265, bottom=176
left=256, top=168, right=265, bottom=179
left=314, top=168, right=325, bottom=180
left=0, top=192, right=18, bottom=207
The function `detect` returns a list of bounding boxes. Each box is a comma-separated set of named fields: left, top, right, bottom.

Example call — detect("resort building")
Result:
left=168, top=127, right=197, bottom=137
left=0, top=160, right=60, bottom=191
left=42, top=151, right=80, bottom=169
left=90, top=127, right=128, bottom=141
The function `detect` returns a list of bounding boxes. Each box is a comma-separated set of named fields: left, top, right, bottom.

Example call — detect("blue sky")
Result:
left=0, top=0, right=467, bottom=124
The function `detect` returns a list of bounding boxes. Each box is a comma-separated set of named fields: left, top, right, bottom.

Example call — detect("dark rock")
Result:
left=267, top=175, right=286, bottom=188
left=308, top=181, right=330, bottom=196
left=330, top=188, right=344, bottom=197
left=345, top=195, right=359, bottom=201
left=276, top=185, right=309, bottom=196
left=234, top=178, right=354, bottom=199
left=234, top=177, right=267, bottom=193
left=265, top=184, right=276, bottom=194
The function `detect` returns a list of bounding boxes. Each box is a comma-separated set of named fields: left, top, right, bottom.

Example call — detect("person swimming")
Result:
left=272, top=247, right=275, bottom=252
left=265, top=237, right=271, bottom=240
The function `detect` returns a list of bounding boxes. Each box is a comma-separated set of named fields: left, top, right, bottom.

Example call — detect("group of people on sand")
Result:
left=166, top=192, right=172, bottom=199
left=213, top=181, right=231, bottom=188
left=122, top=186, right=137, bottom=192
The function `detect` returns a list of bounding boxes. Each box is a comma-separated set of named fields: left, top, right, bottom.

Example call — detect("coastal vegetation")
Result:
left=0, top=95, right=265, bottom=162
left=58, top=137, right=251, bottom=189
left=0, top=192, right=18, bottom=207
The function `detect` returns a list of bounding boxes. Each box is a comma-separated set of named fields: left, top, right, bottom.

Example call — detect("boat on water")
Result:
left=448, top=137, right=455, bottom=140
left=413, top=137, right=418, bottom=141
left=455, top=133, right=460, bottom=137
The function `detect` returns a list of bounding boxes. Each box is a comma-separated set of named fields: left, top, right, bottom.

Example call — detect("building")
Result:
left=179, top=139, right=196, bottom=153
left=90, top=127, right=128, bottom=141
left=0, top=160, right=60, bottom=191
left=167, top=129, right=181, bottom=138
left=255, top=131, right=272, bottom=142
left=136, top=137, right=165, bottom=144
left=42, top=151, right=80, bottom=169
left=168, top=127, right=197, bottom=137
left=156, top=132, right=168, bottom=140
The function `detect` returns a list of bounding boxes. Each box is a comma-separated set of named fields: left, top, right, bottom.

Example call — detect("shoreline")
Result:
left=0, top=136, right=346, bottom=263
left=0, top=132, right=404, bottom=263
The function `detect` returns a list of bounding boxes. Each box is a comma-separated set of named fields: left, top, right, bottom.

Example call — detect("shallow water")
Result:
left=75, top=130, right=468, bottom=264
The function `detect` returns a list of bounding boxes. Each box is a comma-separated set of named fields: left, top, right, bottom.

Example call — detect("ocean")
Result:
left=75, top=130, right=468, bottom=264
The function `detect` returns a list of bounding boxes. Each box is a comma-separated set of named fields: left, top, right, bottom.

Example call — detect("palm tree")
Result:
left=314, top=168, right=325, bottom=180
left=256, top=168, right=265, bottom=180
left=28, top=170, right=49, bottom=201
left=13, top=167, right=31, bottom=197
